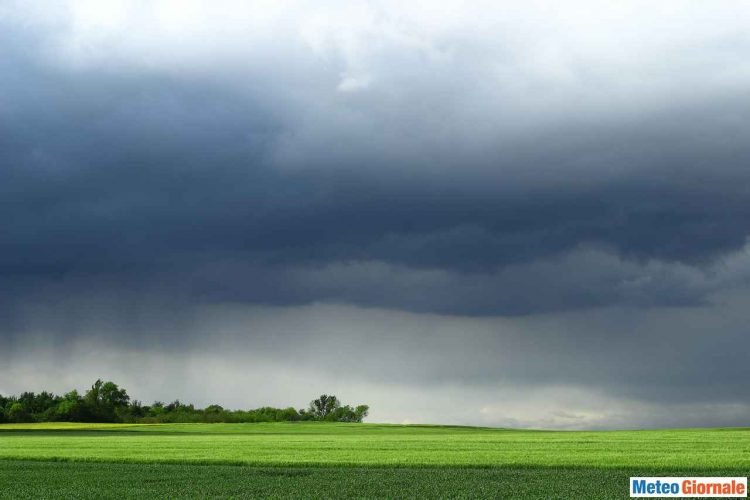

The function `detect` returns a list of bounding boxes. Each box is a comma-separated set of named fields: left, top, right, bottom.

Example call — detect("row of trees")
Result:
left=0, top=380, right=369, bottom=424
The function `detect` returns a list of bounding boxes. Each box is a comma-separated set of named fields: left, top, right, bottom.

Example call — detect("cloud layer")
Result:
left=2, top=1, right=750, bottom=427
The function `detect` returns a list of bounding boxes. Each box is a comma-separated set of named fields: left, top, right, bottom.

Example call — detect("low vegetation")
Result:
left=0, top=423, right=747, bottom=499
left=0, top=380, right=369, bottom=424
left=3, top=461, right=746, bottom=500
left=0, top=423, right=747, bottom=468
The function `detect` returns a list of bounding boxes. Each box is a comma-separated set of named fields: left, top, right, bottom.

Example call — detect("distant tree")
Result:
left=7, top=402, right=30, bottom=423
left=165, top=400, right=184, bottom=412
left=84, top=379, right=104, bottom=412
left=203, top=404, right=226, bottom=423
left=56, top=390, right=85, bottom=421
left=0, top=380, right=369, bottom=424
left=84, top=379, right=130, bottom=422
left=309, top=395, right=340, bottom=420
left=354, top=405, right=369, bottom=422
left=148, top=401, right=165, bottom=417
left=101, top=382, right=130, bottom=408
left=117, top=399, right=145, bottom=422
left=280, top=407, right=300, bottom=421
left=18, top=392, right=37, bottom=414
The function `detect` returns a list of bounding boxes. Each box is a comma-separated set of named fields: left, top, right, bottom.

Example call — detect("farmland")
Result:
left=0, top=423, right=748, bottom=498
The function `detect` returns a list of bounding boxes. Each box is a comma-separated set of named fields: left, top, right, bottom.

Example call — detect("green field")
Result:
left=0, top=423, right=748, bottom=498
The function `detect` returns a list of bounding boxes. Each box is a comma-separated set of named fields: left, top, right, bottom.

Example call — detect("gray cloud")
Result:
left=2, top=1, right=750, bottom=427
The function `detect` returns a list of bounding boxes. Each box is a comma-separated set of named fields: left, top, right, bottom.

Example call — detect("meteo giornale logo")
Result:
left=630, top=477, right=747, bottom=498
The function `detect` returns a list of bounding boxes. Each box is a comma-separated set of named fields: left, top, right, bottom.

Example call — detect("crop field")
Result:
left=0, top=423, right=748, bottom=498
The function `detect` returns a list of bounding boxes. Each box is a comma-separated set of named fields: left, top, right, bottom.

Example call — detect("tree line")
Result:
left=0, top=380, right=369, bottom=424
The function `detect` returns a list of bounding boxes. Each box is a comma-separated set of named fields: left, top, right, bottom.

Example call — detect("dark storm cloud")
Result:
left=3, top=17, right=750, bottom=317
left=3, top=1, right=750, bottom=428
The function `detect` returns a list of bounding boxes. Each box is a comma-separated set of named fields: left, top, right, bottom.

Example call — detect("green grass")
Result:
left=0, top=423, right=748, bottom=498
left=1, top=461, right=746, bottom=500
left=1, top=423, right=748, bottom=468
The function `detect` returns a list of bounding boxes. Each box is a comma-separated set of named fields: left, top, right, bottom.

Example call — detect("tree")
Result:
left=56, top=390, right=85, bottom=421
left=309, top=394, right=340, bottom=420
left=84, top=379, right=104, bottom=411
left=84, top=379, right=130, bottom=422
left=0, top=381, right=370, bottom=424
left=354, top=405, right=369, bottom=422
left=121, top=400, right=145, bottom=421
left=100, top=381, right=130, bottom=408
left=7, top=402, right=30, bottom=423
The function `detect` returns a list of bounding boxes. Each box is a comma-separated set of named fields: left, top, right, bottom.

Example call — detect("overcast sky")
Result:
left=2, top=0, right=750, bottom=429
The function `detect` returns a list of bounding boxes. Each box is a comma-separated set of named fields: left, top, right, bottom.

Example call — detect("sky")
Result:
left=1, top=0, right=750, bottom=429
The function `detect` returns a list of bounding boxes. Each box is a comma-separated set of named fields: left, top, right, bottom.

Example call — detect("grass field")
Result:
left=0, top=423, right=748, bottom=498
